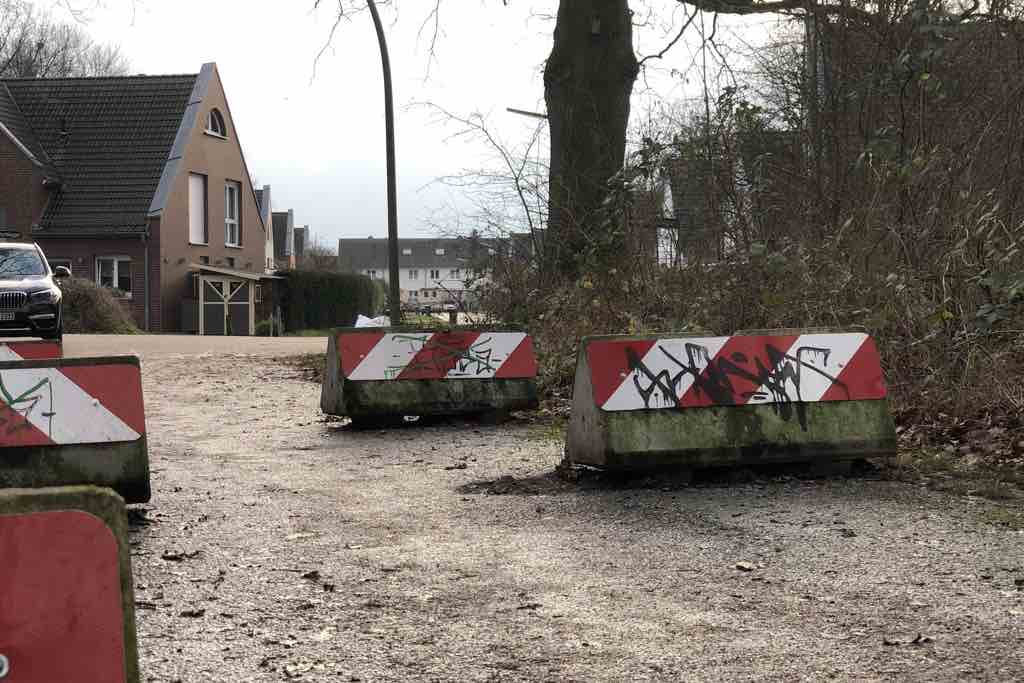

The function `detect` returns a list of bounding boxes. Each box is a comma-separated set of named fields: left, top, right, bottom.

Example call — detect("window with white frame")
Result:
left=225, top=181, right=241, bottom=246
left=207, top=108, right=227, bottom=137
left=429, top=269, right=440, bottom=280
left=188, top=173, right=207, bottom=244
left=435, top=248, right=445, bottom=256
left=402, top=248, right=412, bottom=255
left=408, top=269, right=418, bottom=279
left=449, top=268, right=460, bottom=278
left=96, top=257, right=132, bottom=298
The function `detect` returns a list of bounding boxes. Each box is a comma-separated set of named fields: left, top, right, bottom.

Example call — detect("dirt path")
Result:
left=126, top=341, right=1023, bottom=682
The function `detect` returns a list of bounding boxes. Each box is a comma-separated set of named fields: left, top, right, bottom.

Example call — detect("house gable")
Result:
left=156, top=63, right=269, bottom=331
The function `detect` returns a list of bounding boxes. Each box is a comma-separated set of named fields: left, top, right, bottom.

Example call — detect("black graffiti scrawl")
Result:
left=623, top=341, right=850, bottom=430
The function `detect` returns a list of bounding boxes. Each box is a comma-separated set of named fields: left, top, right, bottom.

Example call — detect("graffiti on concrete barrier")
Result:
left=342, top=331, right=536, bottom=381
left=590, top=332, right=885, bottom=426
left=624, top=341, right=847, bottom=429
left=0, top=372, right=55, bottom=437
left=387, top=333, right=500, bottom=379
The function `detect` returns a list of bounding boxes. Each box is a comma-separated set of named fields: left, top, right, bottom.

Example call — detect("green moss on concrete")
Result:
left=340, top=377, right=538, bottom=418
left=0, top=440, right=150, bottom=503
left=600, top=400, right=895, bottom=469
left=0, top=486, right=139, bottom=683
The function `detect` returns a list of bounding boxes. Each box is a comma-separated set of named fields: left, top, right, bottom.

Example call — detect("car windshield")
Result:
left=0, top=248, right=46, bottom=278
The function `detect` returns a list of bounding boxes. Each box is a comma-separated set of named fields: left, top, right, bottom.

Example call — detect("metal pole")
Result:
left=367, top=0, right=402, bottom=325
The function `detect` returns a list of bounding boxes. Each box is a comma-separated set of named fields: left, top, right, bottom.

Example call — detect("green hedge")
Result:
left=282, top=270, right=378, bottom=331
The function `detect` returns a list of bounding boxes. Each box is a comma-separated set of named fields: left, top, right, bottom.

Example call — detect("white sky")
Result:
left=45, top=0, right=790, bottom=246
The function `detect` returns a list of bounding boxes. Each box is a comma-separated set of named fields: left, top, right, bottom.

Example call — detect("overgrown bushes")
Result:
left=281, top=269, right=378, bottom=331
left=59, top=277, right=139, bottom=334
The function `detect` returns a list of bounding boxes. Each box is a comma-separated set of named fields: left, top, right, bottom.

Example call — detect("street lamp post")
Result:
left=367, top=0, right=402, bottom=324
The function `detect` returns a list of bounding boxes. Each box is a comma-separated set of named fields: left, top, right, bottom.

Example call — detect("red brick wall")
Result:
left=0, top=134, right=49, bottom=238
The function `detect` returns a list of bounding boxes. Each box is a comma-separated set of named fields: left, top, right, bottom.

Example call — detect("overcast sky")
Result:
left=50, top=0, right=787, bottom=247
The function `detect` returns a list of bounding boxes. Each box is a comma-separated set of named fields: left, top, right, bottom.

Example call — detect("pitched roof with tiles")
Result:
left=0, top=84, right=54, bottom=174
left=1, top=73, right=197, bottom=236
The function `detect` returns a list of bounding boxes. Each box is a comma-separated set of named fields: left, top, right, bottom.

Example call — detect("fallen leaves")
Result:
left=161, top=549, right=200, bottom=562
left=883, top=633, right=934, bottom=647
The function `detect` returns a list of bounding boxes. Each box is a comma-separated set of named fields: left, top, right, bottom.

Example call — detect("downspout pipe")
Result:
left=141, top=231, right=150, bottom=331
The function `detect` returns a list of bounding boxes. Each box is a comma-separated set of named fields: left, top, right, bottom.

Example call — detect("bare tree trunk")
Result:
left=544, top=0, right=638, bottom=279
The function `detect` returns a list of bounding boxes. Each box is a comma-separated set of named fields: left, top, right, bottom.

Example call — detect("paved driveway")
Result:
left=62, top=333, right=327, bottom=360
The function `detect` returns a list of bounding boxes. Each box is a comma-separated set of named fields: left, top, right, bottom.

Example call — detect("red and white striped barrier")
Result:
left=0, top=340, right=62, bottom=362
left=566, top=331, right=895, bottom=470
left=322, top=328, right=539, bottom=423
left=0, top=356, right=149, bottom=502
left=0, top=487, right=138, bottom=683
left=339, top=330, right=537, bottom=380
left=0, top=359, right=144, bottom=446
left=587, top=332, right=886, bottom=412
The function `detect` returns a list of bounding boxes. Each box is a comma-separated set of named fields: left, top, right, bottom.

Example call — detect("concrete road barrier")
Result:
left=0, top=355, right=149, bottom=502
left=0, top=340, right=61, bottom=361
left=566, top=331, right=896, bottom=470
left=321, top=327, right=539, bottom=423
left=0, top=486, right=139, bottom=682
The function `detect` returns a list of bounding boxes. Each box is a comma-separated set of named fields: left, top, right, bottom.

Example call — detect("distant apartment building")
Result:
left=337, top=237, right=480, bottom=307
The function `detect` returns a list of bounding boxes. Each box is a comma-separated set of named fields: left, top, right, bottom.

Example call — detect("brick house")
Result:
left=0, top=62, right=277, bottom=334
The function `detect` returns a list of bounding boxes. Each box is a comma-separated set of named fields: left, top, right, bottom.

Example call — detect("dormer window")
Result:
left=206, top=108, right=227, bottom=137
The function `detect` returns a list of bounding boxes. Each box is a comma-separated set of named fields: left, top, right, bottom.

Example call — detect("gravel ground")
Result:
left=127, top=342, right=1024, bottom=682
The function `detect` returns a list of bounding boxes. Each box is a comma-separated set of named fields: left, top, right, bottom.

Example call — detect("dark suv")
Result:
left=0, top=242, right=68, bottom=341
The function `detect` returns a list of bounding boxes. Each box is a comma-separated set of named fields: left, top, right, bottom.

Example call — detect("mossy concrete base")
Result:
left=321, top=331, right=538, bottom=419
left=0, top=486, right=139, bottom=683
left=566, top=339, right=897, bottom=470
left=0, top=439, right=150, bottom=503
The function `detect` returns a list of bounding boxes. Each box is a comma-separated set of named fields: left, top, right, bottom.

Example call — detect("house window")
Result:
left=435, top=248, right=445, bottom=256
left=402, top=248, right=412, bottom=255
left=225, top=181, right=241, bottom=246
left=255, top=284, right=263, bottom=303
left=226, top=257, right=235, bottom=268
left=429, top=269, right=440, bottom=280
left=48, top=258, right=71, bottom=274
left=449, top=268, right=460, bottom=278
left=199, top=255, right=209, bottom=265
left=408, top=269, right=418, bottom=279
left=367, top=269, right=377, bottom=278
left=96, top=257, right=132, bottom=298
left=207, top=108, right=227, bottom=137
left=188, top=173, right=207, bottom=244
left=410, top=290, right=418, bottom=299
